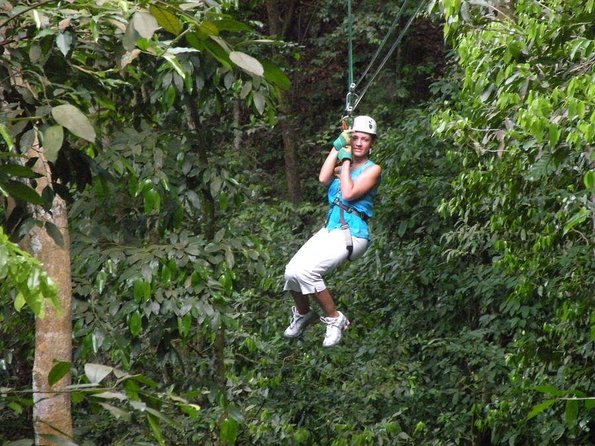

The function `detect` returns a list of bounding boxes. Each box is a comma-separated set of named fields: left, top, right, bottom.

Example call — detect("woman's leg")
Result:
left=291, top=290, right=311, bottom=314
left=313, top=289, right=338, bottom=318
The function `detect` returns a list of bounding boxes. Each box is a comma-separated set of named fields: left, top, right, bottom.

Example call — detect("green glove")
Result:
left=337, top=146, right=353, bottom=163
left=333, top=130, right=352, bottom=151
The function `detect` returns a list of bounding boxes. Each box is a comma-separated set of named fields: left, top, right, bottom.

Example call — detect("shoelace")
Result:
left=321, top=316, right=343, bottom=328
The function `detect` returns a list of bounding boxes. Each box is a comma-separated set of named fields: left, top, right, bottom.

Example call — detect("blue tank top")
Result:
left=326, top=160, right=379, bottom=240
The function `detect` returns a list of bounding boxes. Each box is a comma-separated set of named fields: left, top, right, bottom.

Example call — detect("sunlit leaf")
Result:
left=92, top=391, right=127, bottom=400
left=55, top=31, right=73, bottom=57
left=84, top=363, right=113, bottom=384
left=97, top=402, right=131, bottom=422
left=132, top=11, right=159, bottom=39
left=230, top=51, right=264, bottom=77
left=42, top=125, right=64, bottom=163
left=253, top=91, right=265, bottom=115
left=51, top=104, right=96, bottom=143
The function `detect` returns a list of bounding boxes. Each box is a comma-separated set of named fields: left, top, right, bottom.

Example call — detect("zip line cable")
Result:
left=343, top=0, right=429, bottom=115
left=347, top=0, right=354, bottom=89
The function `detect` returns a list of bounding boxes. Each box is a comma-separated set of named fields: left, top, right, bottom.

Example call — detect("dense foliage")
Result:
left=1, top=0, right=593, bottom=444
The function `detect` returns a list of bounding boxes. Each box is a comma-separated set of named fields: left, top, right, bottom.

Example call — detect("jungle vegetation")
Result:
left=0, top=0, right=593, bottom=444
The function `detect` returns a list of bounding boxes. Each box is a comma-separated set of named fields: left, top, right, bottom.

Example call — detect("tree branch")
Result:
left=0, top=0, right=57, bottom=30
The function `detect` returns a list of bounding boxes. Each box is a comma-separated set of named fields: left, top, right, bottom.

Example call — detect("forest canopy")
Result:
left=0, top=0, right=593, bottom=445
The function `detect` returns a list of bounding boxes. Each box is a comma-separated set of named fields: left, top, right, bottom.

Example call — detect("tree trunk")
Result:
left=183, top=95, right=225, bottom=387
left=265, top=0, right=302, bottom=204
left=24, top=145, right=73, bottom=445
left=3, top=19, right=74, bottom=441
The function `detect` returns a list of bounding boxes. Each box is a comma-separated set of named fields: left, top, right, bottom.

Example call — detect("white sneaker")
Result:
left=284, top=306, right=318, bottom=338
left=321, top=312, right=350, bottom=347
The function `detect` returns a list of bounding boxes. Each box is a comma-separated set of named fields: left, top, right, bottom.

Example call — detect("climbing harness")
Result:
left=332, top=197, right=369, bottom=261
left=342, top=0, right=428, bottom=116
left=326, top=177, right=370, bottom=262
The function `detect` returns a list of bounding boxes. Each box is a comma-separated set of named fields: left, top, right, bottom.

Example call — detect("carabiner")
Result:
left=344, top=82, right=359, bottom=117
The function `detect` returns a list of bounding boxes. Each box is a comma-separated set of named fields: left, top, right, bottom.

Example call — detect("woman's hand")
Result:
left=332, top=129, right=353, bottom=151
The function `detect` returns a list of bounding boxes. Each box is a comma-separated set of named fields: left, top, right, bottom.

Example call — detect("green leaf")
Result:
left=43, top=125, right=64, bottom=163
left=92, top=391, right=127, bottom=400
left=253, top=91, right=265, bottom=115
left=548, top=124, right=561, bottom=147
left=129, top=311, right=142, bottom=336
left=51, top=104, right=96, bottom=143
left=527, top=399, right=556, bottom=420
left=203, top=37, right=232, bottom=68
left=230, top=51, right=264, bottom=77
left=146, top=413, right=165, bottom=446
left=563, top=207, right=589, bottom=235
left=180, top=403, right=201, bottom=418
left=199, top=21, right=219, bottom=36
left=220, top=417, right=238, bottom=445
left=123, top=20, right=140, bottom=51
left=14, top=292, right=26, bottom=312
left=533, top=385, right=567, bottom=397
left=8, top=401, right=23, bottom=415
left=48, top=361, right=71, bottom=386
left=45, top=221, right=65, bottom=248
left=55, top=31, right=73, bottom=57
left=178, top=314, right=192, bottom=338
left=210, top=19, right=251, bottom=33
left=97, top=402, right=131, bottom=422
left=3, top=439, right=32, bottom=446
left=145, top=407, right=181, bottom=428
left=210, top=175, right=223, bottom=197
left=163, top=53, right=186, bottom=79
left=2, top=180, right=45, bottom=205
left=584, top=170, right=595, bottom=193
left=262, top=61, right=291, bottom=90
left=149, top=4, right=182, bottom=36
left=84, top=363, right=113, bottom=384
left=0, top=123, right=15, bottom=150
left=0, top=164, right=39, bottom=178
left=565, top=400, right=579, bottom=426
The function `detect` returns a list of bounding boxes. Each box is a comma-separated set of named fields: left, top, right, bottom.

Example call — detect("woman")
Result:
left=283, top=115, right=382, bottom=347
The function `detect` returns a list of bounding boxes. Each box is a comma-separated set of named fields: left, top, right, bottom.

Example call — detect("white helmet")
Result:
left=352, top=115, right=377, bottom=135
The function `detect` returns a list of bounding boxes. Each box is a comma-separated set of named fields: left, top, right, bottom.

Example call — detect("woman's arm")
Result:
left=339, top=163, right=382, bottom=201
left=319, top=148, right=339, bottom=185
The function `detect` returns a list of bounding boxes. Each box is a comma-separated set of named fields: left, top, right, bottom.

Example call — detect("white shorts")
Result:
left=283, top=227, right=369, bottom=295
